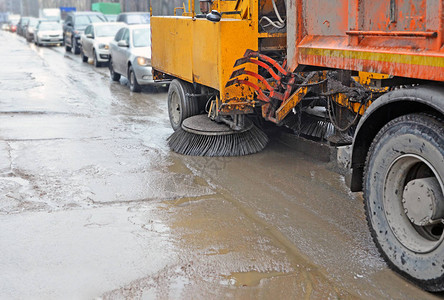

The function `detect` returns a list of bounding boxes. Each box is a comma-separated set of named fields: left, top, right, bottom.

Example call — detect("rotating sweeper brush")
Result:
left=168, top=115, right=269, bottom=157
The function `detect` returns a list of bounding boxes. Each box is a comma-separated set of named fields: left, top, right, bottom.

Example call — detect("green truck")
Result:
left=91, top=2, right=121, bottom=15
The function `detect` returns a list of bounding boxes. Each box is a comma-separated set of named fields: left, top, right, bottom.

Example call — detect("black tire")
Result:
left=81, top=49, right=88, bottom=63
left=128, top=66, right=141, bottom=93
left=72, top=38, right=80, bottom=55
left=109, top=57, right=120, bottom=81
left=364, top=113, right=444, bottom=292
left=64, top=35, right=71, bottom=52
left=93, top=50, right=101, bottom=67
left=167, top=79, right=199, bottom=131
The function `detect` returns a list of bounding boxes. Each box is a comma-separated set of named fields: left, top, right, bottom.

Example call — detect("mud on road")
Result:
left=0, top=31, right=441, bottom=299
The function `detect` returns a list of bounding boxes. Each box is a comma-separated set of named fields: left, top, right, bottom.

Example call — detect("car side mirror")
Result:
left=86, top=33, right=93, bottom=39
left=117, top=40, right=129, bottom=47
left=206, top=10, right=222, bottom=22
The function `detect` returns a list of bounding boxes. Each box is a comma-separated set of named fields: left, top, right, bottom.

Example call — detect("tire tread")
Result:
left=363, top=113, right=444, bottom=292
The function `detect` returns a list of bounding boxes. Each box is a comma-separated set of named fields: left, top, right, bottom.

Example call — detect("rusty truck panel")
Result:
left=287, top=0, right=444, bottom=81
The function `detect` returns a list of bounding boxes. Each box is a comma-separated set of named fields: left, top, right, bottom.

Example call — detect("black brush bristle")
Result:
left=299, top=117, right=334, bottom=140
left=168, top=125, right=269, bottom=157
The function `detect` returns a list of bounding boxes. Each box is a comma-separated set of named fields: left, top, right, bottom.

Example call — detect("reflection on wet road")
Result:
left=0, top=31, right=441, bottom=299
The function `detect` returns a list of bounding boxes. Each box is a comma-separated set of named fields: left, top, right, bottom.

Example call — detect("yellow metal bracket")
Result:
left=234, top=0, right=251, bottom=19
left=174, top=3, right=187, bottom=16
left=275, top=73, right=321, bottom=123
left=275, top=86, right=309, bottom=123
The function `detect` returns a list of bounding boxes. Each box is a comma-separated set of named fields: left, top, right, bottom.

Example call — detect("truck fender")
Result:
left=350, top=85, right=444, bottom=192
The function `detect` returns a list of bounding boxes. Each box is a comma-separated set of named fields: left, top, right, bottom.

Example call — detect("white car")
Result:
left=79, top=22, right=125, bottom=67
left=34, top=21, right=63, bottom=46
left=108, top=24, right=154, bottom=92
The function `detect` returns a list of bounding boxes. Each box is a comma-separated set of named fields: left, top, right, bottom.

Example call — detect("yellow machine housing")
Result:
left=151, top=0, right=286, bottom=115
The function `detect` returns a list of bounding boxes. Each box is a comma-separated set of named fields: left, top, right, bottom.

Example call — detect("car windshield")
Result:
left=10, top=19, right=19, bottom=25
left=95, top=24, right=122, bottom=37
left=89, top=15, right=106, bottom=23
left=106, top=15, right=117, bottom=22
left=126, top=14, right=150, bottom=25
left=45, top=16, right=59, bottom=21
left=75, top=16, right=90, bottom=27
left=29, top=19, right=38, bottom=26
left=39, top=22, right=61, bottom=31
left=132, top=28, right=150, bottom=47
left=76, top=15, right=106, bottom=27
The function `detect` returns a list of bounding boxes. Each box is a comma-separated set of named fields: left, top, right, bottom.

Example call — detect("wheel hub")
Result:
left=403, top=177, right=444, bottom=226
left=169, top=93, right=180, bottom=125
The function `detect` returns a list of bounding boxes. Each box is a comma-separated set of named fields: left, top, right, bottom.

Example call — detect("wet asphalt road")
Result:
left=0, top=31, right=442, bottom=299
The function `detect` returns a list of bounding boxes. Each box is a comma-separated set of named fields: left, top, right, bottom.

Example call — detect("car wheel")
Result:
left=128, top=66, right=141, bottom=92
left=73, top=38, right=80, bottom=54
left=167, top=79, right=199, bottom=131
left=93, top=50, right=101, bottom=67
left=64, top=35, right=71, bottom=51
left=81, top=49, right=88, bottom=63
left=109, top=57, right=121, bottom=82
left=364, top=113, right=444, bottom=292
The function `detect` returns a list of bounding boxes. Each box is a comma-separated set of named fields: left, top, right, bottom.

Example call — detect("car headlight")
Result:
left=98, top=43, right=109, bottom=50
left=137, top=57, right=151, bottom=66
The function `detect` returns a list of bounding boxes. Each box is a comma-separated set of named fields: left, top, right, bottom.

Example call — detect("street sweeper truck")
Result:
left=150, top=0, right=444, bottom=292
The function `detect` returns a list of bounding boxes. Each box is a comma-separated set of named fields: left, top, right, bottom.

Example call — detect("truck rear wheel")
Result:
left=167, top=79, right=199, bottom=131
left=364, top=113, right=444, bottom=292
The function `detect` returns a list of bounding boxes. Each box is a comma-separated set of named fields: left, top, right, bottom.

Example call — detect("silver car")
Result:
left=79, top=22, right=125, bottom=67
left=34, top=21, right=63, bottom=46
left=108, top=24, right=152, bottom=92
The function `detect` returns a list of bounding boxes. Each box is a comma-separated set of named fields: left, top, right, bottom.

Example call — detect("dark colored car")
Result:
left=17, top=16, right=30, bottom=36
left=115, top=12, right=150, bottom=25
left=63, top=11, right=106, bottom=54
